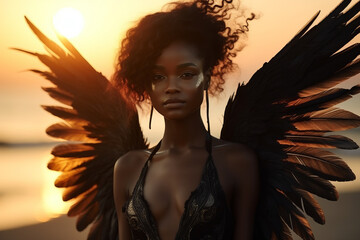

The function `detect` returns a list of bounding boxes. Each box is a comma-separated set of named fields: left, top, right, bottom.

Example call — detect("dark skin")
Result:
left=114, top=42, right=259, bottom=240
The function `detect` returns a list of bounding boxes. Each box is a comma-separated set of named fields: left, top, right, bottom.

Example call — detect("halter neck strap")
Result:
left=205, top=132, right=212, bottom=155
left=147, top=140, right=162, bottom=163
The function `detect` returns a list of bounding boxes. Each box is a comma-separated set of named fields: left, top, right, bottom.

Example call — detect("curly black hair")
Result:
left=113, top=0, right=255, bottom=102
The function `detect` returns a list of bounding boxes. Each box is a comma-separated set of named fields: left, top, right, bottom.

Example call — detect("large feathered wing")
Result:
left=14, top=17, right=148, bottom=239
left=221, top=1, right=360, bottom=239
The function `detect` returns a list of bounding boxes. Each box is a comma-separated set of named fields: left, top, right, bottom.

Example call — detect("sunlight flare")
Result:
left=53, top=7, right=84, bottom=38
left=41, top=157, right=69, bottom=219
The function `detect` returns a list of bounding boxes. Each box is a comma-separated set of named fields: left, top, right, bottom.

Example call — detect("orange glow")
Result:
left=0, top=0, right=359, bottom=233
left=53, top=8, right=84, bottom=38
left=41, top=156, right=70, bottom=220
left=1, top=0, right=359, bottom=143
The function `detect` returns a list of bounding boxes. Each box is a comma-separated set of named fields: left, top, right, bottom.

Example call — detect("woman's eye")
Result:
left=152, top=74, right=166, bottom=81
left=180, top=72, right=196, bottom=79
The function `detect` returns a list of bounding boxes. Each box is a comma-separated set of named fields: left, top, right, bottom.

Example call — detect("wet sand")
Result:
left=0, top=191, right=359, bottom=240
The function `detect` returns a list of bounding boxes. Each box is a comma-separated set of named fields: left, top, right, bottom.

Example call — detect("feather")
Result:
left=272, top=11, right=321, bottom=62
left=221, top=1, right=360, bottom=239
left=288, top=88, right=352, bottom=109
left=284, top=146, right=355, bottom=181
left=279, top=134, right=358, bottom=149
left=279, top=205, right=314, bottom=240
left=315, top=43, right=360, bottom=78
left=87, top=219, right=102, bottom=240
left=286, top=130, right=326, bottom=136
left=18, top=17, right=147, bottom=239
left=279, top=219, right=293, bottom=240
left=41, top=105, right=81, bottom=121
left=30, top=70, right=61, bottom=87
left=47, top=156, right=93, bottom=172
left=55, top=167, right=87, bottom=187
left=319, top=86, right=360, bottom=109
left=346, top=5, right=360, bottom=28
left=46, top=122, right=98, bottom=142
left=24, top=16, right=66, bottom=57
left=310, top=106, right=360, bottom=121
left=326, top=0, right=351, bottom=19
left=292, top=108, right=360, bottom=132
left=275, top=190, right=314, bottom=240
left=300, top=60, right=360, bottom=97
left=68, top=185, right=97, bottom=217
left=41, top=87, right=73, bottom=106
left=87, top=211, right=118, bottom=240
left=56, top=32, right=96, bottom=73
left=10, top=47, right=37, bottom=56
left=62, top=182, right=93, bottom=201
left=286, top=189, right=325, bottom=224
left=293, top=118, right=360, bottom=132
left=286, top=167, right=338, bottom=201
left=51, top=143, right=95, bottom=158
left=76, top=202, right=99, bottom=231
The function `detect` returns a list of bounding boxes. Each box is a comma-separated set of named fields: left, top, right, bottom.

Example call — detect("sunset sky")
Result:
left=1, top=0, right=359, bottom=144
left=0, top=0, right=360, bottom=234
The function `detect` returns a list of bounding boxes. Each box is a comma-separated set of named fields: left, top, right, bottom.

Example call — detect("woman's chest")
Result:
left=124, top=147, right=236, bottom=240
left=142, top=152, right=234, bottom=220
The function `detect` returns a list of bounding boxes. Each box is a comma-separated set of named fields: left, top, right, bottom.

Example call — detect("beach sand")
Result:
left=0, top=215, right=89, bottom=240
left=0, top=191, right=359, bottom=240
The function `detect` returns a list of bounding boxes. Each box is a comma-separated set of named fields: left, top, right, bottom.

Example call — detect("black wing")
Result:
left=221, top=1, right=360, bottom=239
left=14, top=17, right=148, bottom=239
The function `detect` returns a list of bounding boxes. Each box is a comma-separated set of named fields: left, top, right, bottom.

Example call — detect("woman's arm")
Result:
left=113, top=154, right=133, bottom=239
left=228, top=145, right=259, bottom=240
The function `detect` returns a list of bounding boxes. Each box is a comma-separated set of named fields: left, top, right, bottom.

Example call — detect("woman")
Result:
left=112, top=0, right=259, bottom=239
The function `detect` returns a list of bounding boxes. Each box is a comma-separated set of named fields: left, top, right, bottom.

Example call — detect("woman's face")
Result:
left=148, top=41, right=208, bottom=120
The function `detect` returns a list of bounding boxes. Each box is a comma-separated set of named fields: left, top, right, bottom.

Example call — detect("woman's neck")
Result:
left=161, top=110, right=208, bottom=150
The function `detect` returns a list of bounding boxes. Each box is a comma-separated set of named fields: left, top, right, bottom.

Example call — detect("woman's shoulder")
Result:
left=212, top=137, right=258, bottom=176
left=213, top=138, right=256, bottom=161
left=114, top=149, right=150, bottom=176
left=113, top=149, right=152, bottom=198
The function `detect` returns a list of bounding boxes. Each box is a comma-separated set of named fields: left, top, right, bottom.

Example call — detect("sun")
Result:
left=53, top=7, right=84, bottom=38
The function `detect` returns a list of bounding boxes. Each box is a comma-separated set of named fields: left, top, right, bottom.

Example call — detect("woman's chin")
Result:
left=161, top=108, right=197, bottom=121
left=163, top=112, right=188, bottom=121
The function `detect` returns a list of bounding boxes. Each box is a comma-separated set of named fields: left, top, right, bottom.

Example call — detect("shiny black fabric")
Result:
left=122, top=136, right=234, bottom=239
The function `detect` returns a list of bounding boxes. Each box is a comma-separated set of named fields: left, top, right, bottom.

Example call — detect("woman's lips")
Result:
left=163, top=99, right=185, bottom=108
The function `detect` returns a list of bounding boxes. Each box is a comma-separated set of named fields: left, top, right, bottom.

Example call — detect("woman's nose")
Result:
left=165, top=76, right=180, bottom=93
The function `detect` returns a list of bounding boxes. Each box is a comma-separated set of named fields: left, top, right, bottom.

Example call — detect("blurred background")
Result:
left=0, top=0, right=359, bottom=239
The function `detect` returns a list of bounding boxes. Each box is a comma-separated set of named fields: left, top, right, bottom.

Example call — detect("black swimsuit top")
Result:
left=122, top=136, right=234, bottom=239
